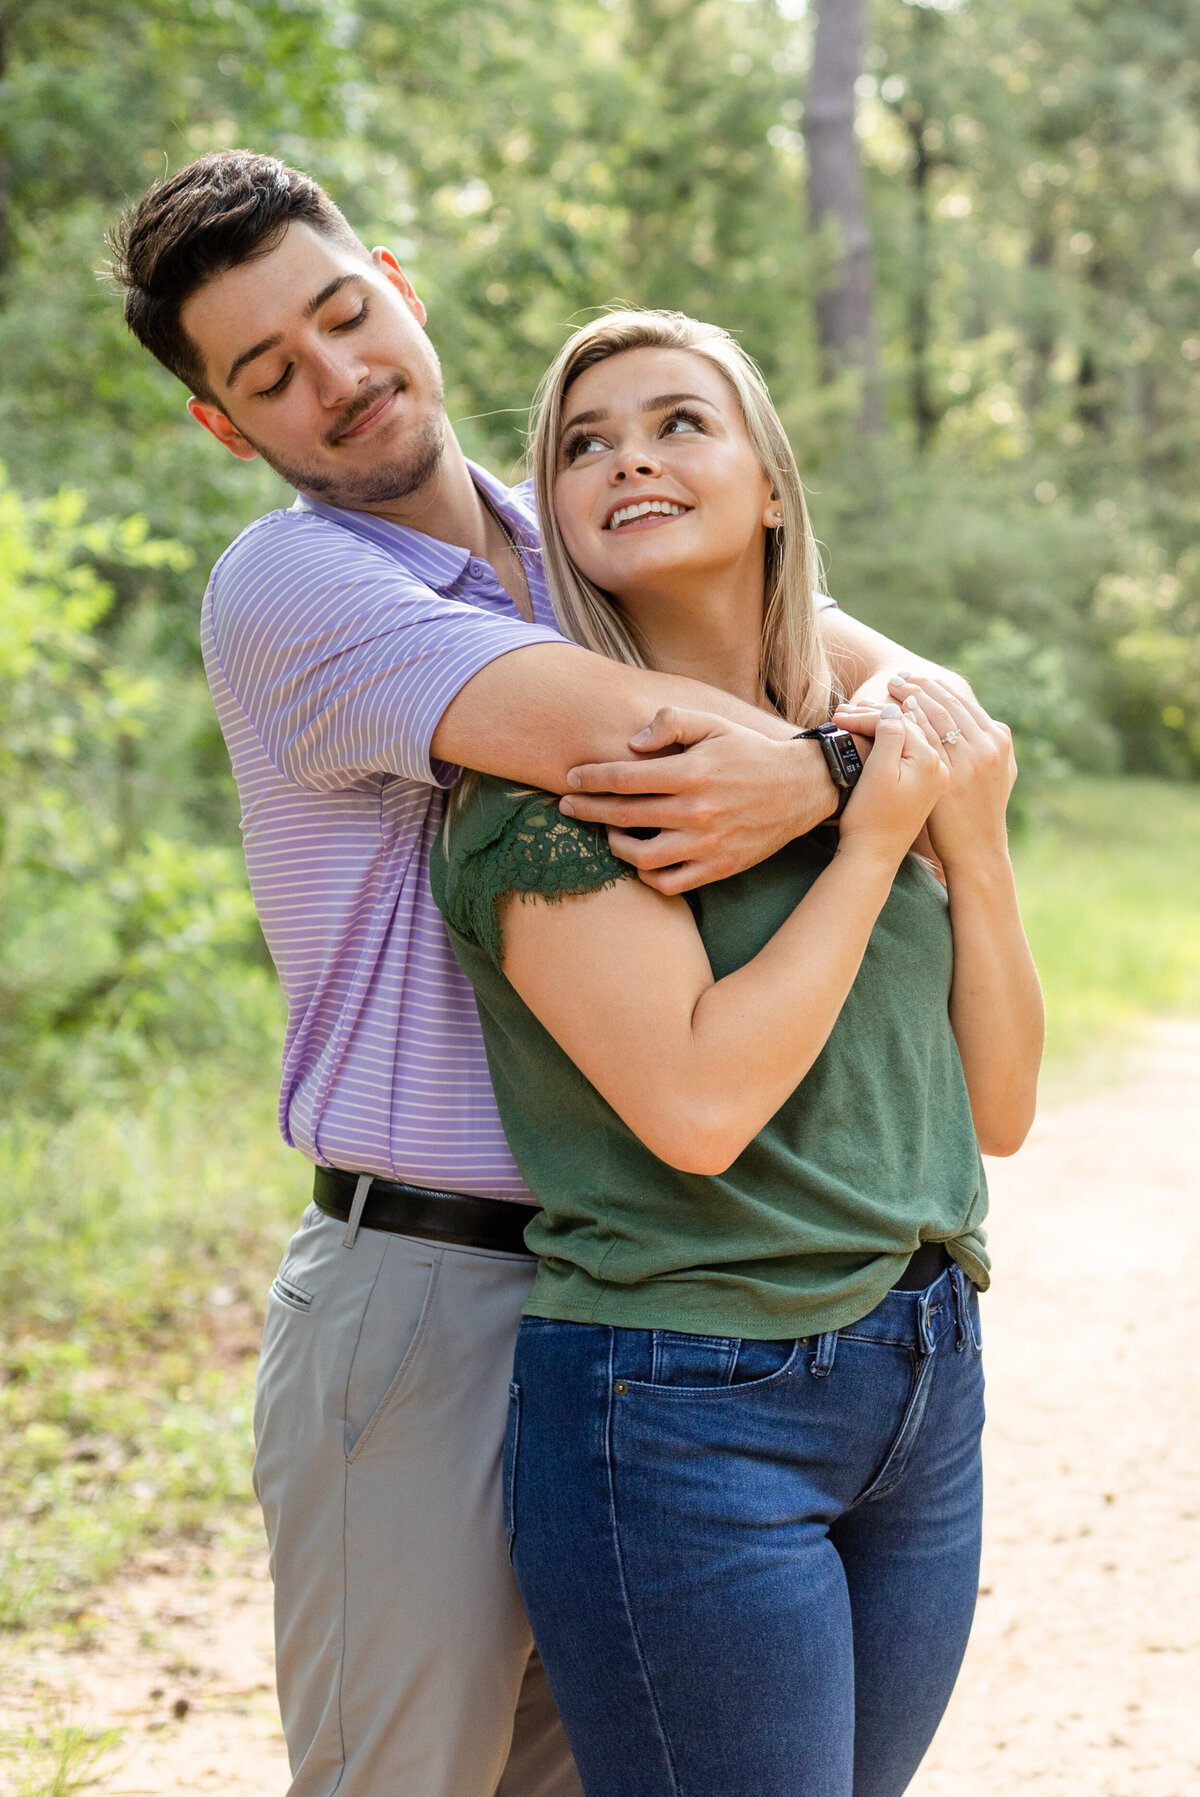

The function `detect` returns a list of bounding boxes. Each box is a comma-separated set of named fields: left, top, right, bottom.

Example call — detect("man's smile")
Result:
left=328, top=375, right=405, bottom=446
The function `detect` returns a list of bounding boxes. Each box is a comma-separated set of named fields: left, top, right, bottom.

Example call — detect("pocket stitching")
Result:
left=270, top=1272, right=313, bottom=1312
left=345, top=1252, right=442, bottom=1464
left=621, top=1338, right=802, bottom=1399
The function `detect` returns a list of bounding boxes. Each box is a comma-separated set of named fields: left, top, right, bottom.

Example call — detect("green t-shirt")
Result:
left=431, top=774, right=988, bottom=1340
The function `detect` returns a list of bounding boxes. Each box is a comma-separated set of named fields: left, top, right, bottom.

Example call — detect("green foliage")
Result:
left=0, top=473, right=280, bottom=1109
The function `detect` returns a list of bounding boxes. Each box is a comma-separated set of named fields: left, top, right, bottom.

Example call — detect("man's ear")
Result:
left=187, top=395, right=260, bottom=462
left=371, top=247, right=427, bottom=327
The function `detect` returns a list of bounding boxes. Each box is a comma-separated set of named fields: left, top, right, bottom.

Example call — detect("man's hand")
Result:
left=558, top=707, right=838, bottom=894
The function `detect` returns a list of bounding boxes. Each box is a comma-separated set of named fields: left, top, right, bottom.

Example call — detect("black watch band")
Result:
left=794, top=723, right=864, bottom=822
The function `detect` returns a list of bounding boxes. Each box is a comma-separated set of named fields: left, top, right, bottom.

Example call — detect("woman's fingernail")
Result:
left=881, top=703, right=901, bottom=719
left=559, top=797, right=576, bottom=816
left=904, top=694, right=920, bottom=713
left=888, top=674, right=908, bottom=689
left=631, top=726, right=653, bottom=745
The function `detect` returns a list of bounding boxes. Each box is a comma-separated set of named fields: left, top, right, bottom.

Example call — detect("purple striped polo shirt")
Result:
left=202, top=459, right=837, bottom=1202
left=202, top=461, right=563, bottom=1200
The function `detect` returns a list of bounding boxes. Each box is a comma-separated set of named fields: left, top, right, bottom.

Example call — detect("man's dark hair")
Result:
left=108, top=150, right=362, bottom=403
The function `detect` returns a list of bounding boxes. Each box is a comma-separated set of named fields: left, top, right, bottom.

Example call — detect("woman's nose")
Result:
left=612, top=443, right=662, bottom=481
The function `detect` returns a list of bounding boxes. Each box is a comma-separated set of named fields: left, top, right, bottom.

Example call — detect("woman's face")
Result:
left=553, top=346, right=776, bottom=607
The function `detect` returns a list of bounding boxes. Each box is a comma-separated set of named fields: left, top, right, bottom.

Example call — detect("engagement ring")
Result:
left=942, top=728, right=962, bottom=746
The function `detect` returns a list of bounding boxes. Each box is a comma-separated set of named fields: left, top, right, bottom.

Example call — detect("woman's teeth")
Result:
left=607, top=500, right=689, bottom=530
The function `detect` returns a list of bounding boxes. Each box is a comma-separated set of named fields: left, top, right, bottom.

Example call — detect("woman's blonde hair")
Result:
left=530, top=307, right=836, bottom=727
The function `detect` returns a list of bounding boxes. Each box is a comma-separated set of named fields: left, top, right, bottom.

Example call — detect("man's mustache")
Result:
left=325, top=374, right=406, bottom=447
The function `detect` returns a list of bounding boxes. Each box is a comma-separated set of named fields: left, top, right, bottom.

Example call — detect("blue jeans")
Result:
left=506, top=1264, right=985, bottom=1797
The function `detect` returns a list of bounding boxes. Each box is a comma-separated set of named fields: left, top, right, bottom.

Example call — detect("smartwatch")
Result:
left=795, top=723, right=863, bottom=821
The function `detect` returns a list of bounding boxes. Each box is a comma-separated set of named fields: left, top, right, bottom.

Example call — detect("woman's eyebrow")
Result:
left=560, top=392, right=715, bottom=437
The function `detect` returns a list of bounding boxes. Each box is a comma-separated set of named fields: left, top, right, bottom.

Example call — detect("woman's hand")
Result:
left=837, top=704, right=948, bottom=866
left=887, top=674, right=1016, bottom=871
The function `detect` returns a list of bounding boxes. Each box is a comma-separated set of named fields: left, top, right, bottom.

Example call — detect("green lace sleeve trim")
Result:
left=444, top=786, right=636, bottom=967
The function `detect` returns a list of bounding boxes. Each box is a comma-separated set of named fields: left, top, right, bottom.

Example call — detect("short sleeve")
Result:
left=206, top=511, right=563, bottom=794
left=438, top=779, right=636, bottom=968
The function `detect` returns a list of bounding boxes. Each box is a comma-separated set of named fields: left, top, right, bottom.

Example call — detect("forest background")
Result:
left=3, top=0, right=1200, bottom=1767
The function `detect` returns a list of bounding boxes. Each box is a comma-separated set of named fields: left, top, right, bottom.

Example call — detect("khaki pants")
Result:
left=253, top=1203, right=583, bottom=1797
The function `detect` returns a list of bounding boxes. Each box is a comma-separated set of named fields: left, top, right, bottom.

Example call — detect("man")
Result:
left=110, top=150, right=946, bottom=1797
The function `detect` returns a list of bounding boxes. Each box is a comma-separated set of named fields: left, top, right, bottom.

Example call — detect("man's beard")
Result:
left=242, top=374, right=447, bottom=510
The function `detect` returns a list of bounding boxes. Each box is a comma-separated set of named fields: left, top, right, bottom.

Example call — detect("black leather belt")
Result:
left=892, top=1240, right=952, bottom=1291
left=313, top=1166, right=537, bottom=1256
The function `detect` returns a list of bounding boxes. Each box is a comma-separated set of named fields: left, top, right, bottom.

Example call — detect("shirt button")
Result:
left=467, top=558, right=488, bottom=579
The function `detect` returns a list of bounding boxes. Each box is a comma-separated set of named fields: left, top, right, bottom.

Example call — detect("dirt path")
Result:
left=6, top=1021, right=1199, bottom=1796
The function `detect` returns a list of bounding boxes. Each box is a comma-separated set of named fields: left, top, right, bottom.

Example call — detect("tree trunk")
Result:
left=906, top=112, right=936, bottom=452
left=0, top=8, right=10, bottom=285
left=804, top=0, right=881, bottom=431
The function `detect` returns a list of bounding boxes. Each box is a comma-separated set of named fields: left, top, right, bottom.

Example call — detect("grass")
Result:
left=1013, top=776, right=1200, bottom=1074
left=1, top=774, right=1198, bottom=1654
left=2, top=1711, right=123, bottom=1797
left=0, top=1072, right=298, bottom=1643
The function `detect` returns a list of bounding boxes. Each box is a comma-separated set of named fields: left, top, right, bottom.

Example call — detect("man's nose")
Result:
left=313, top=344, right=368, bottom=408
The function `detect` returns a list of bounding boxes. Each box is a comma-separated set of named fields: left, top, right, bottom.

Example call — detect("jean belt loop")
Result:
left=951, top=1263, right=969, bottom=1352
left=811, top=1329, right=838, bottom=1379
left=342, top=1174, right=373, bottom=1249
left=917, top=1288, right=938, bottom=1358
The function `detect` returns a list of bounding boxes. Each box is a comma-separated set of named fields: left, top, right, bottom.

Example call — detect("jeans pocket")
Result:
left=503, top=1381, right=521, bottom=1564
left=731, top=1337, right=799, bottom=1385
left=638, top=1331, right=799, bottom=1392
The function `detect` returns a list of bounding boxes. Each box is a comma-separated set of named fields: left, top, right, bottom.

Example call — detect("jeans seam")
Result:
left=604, top=1330, right=686, bottom=1796
left=850, top=1348, right=937, bottom=1508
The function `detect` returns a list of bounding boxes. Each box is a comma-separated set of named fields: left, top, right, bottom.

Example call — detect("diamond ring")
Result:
left=942, top=727, right=962, bottom=746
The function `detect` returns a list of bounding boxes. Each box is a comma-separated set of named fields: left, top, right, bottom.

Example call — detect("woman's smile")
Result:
left=604, top=496, right=694, bottom=532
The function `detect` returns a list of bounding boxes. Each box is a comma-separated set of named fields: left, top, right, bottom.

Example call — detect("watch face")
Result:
left=837, top=736, right=863, bottom=779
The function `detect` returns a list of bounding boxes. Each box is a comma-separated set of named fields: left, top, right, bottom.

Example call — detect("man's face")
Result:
left=182, top=222, right=445, bottom=510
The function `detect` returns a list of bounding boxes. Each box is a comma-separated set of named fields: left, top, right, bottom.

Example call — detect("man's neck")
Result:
left=306, top=428, right=534, bottom=621
left=339, top=429, right=493, bottom=557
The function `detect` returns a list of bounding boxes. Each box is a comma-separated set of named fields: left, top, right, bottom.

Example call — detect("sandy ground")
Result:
left=4, top=1019, right=1198, bottom=1796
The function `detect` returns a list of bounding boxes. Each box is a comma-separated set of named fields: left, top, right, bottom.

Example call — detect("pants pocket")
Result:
left=269, top=1270, right=313, bottom=1312
left=344, top=1243, right=441, bottom=1461
left=503, top=1382, right=521, bottom=1563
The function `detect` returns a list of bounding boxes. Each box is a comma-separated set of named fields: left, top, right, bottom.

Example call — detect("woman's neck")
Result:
left=619, top=565, right=767, bottom=711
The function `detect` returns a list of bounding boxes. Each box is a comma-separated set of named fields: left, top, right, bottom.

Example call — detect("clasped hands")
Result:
left=836, top=673, right=1017, bottom=871
left=556, top=672, right=1015, bottom=894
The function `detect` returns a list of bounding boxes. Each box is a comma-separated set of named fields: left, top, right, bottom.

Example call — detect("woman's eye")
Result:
left=564, top=432, right=607, bottom=460
left=662, top=410, right=704, bottom=437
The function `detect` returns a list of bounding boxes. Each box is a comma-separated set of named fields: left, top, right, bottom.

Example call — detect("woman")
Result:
left=430, top=309, right=1043, bottom=1797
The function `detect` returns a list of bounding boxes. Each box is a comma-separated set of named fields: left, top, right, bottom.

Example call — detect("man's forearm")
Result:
left=430, top=641, right=796, bottom=793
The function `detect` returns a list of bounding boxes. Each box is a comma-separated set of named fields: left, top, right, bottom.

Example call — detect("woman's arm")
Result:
left=892, top=674, right=1044, bottom=1157
left=499, top=710, right=946, bottom=1175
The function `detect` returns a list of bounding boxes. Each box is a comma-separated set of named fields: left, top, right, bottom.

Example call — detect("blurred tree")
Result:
left=804, top=0, right=881, bottom=429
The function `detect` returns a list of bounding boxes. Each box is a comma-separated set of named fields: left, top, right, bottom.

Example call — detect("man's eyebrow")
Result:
left=226, top=332, right=283, bottom=391
left=303, top=272, right=360, bottom=319
left=560, top=392, right=715, bottom=437
left=225, top=275, right=365, bottom=390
